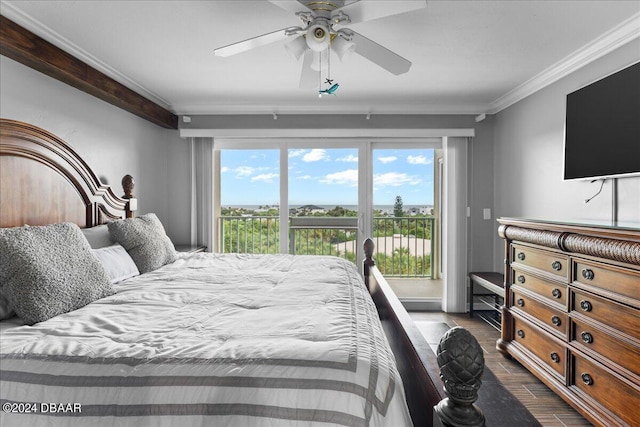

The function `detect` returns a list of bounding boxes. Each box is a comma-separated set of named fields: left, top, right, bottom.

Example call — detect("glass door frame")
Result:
left=215, top=138, right=442, bottom=265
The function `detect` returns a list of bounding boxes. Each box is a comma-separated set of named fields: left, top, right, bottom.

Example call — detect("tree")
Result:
left=394, top=196, right=404, bottom=218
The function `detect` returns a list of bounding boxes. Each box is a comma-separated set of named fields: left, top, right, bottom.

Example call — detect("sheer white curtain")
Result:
left=189, top=137, right=214, bottom=251
left=442, top=136, right=469, bottom=312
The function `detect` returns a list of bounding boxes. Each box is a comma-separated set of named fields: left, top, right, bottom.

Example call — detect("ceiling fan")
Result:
left=214, top=0, right=427, bottom=88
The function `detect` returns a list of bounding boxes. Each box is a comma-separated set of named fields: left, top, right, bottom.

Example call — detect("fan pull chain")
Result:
left=318, top=50, right=322, bottom=97
left=327, top=44, right=331, bottom=82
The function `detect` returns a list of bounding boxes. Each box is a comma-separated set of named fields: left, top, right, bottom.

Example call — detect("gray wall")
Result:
left=0, top=56, right=191, bottom=244
left=492, top=40, right=640, bottom=271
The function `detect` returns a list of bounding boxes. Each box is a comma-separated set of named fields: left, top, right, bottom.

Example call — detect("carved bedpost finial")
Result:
left=434, top=326, right=485, bottom=427
left=121, top=175, right=136, bottom=219
left=363, top=238, right=375, bottom=290
left=122, top=174, right=135, bottom=199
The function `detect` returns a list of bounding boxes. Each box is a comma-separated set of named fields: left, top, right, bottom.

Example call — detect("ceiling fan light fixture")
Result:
left=309, top=50, right=329, bottom=72
left=306, top=21, right=330, bottom=52
left=284, top=35, right=307, bottom=60
left=332, top=36, right=355, bottom=62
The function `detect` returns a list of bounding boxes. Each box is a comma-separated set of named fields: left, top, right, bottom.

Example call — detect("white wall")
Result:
left=493, top=40, right=640, bottom=270
left=0, top=56, right=191, bottom=243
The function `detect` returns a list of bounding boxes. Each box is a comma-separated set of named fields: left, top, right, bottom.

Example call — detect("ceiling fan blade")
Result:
left=214, top=27, right=299, bottom=57
left=268, top=0, right=312, bottom=15
left=299, top=50, right=318, bottom=88
left=349, top=30, right=412, bottom=75
left=336, top=0, right=426, bottom=25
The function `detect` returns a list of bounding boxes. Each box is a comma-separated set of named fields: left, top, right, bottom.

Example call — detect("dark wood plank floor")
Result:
left=409, top=311, right=593, bottom=427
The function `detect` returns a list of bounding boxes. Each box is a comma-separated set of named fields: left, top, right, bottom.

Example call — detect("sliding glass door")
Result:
left=371, top=147, right=438, bottom=299
left=288, top=147, right=359, bottom=260
left=214, top=140, right=440, bottom=279
left=219, top=149, right=280, bottom=253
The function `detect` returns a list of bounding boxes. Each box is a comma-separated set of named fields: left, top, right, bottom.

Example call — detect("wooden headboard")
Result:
left=0, top=119, right=135, bottom=228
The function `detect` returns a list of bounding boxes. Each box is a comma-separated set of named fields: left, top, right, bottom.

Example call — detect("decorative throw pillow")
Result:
left=107, top=213, right=176, bottom=274
left=0, top=223, right=115, bottom=325
left=92, top=244, right=140, bottom=283
left=81, top=224, right=114, bottom=249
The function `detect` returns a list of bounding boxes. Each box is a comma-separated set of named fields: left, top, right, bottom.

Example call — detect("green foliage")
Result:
left=393, top=196, right=404, bottom=218
left=219, top=206, right=434, bottom=277
left=373, top=249, right=432, bottom=277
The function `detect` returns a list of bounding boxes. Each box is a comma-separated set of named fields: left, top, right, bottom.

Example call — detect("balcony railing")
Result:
left=218, top=215, right=435, bottom=278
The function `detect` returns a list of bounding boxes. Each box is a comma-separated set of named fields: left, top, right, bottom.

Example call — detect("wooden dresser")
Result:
left=496, top=218, right=640, bottom=427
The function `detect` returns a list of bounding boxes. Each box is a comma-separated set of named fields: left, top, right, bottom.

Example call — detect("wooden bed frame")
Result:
left=0, top=118, right=446, bottom=426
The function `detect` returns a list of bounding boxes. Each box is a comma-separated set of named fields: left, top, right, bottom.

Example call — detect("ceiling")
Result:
left=1, top=1, right=639, bottom=116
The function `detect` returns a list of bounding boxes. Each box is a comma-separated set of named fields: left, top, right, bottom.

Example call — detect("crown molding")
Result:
left=488, top=12, right=640, bottom=114
left=0, top=1, right=172, bottom=110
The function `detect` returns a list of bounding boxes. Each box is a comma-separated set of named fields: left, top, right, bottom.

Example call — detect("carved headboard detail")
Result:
left=0, top=119, right=134, bottom=228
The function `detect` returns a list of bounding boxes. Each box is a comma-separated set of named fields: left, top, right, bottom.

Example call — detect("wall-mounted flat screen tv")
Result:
left=564, top=61, right=640, bottom=180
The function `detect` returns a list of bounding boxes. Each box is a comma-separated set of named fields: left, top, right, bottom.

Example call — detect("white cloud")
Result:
left=251, top=173, right=279, bottom=183
left=378, top=156, right=397, bottom=164
left=303, top=149, right=328, bottom=162
left=235, top=166, right=254, bottom=177
left=297, top=175, right=313, bottom=180
left=289, top=149, right=306, bottom=158
left=374, top=172, right=422, bottom=187
left=337, top=154, right=358, bottom=162
left=320, top=169, right=358, bottom=186
left=407, top=154, right=432, bottom=165
left=221, top=166, right=230, bottom=173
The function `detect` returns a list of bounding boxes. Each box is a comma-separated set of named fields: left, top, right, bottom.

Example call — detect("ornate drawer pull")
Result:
left=582, top=269, right=595, bottom=280
left=580, top=300, right=592, bottom=312
left=516, top=298, right=525, bottom=307
left=552, top=288, right=561, bottom=299
left=551, top=261, right=562, bottom=271
left=517, top=252, right=525, bottom=261
left=550, top=352, right=560, bottom=363
left=517, top=329, right=525, bottom=338
left=581, top=331, right=594, bottom=344
left=581, top=373, right=594, bottom=386
left=517, top=275, right=526, bottom=284
left=551, top=316, right=561, bottom=326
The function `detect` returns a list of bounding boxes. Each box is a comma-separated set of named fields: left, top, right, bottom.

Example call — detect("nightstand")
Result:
left=174, top=244, right=207, bottom=253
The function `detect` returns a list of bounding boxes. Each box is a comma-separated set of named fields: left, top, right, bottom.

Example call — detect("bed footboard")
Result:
left=364, top=239, right=446, bottom=427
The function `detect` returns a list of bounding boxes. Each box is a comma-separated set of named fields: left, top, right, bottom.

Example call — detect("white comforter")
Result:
left=0, top=253, right=411, bottom=427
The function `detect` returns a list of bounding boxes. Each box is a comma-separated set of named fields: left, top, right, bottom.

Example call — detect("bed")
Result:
left=0, top=119, right=446, bottom=427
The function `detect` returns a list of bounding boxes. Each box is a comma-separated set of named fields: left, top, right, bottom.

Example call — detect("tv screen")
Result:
left=564, top=61, right=640, bottom=180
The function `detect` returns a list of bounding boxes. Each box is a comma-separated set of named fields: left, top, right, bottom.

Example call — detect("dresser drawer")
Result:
left=572, top=259, right=640, bottom=304
left=571, top=353, right=640, bottom=427
left=512, top=268, right=567, bottom=307
left=571, top=289, right=640, bottom=341
left=513, top=316, right=566, bottom=379
left=512, top=244, right=568, bottom=280
left=512, top=290, right=567, bottom=337
left=571, top=318, right=640, bottom=378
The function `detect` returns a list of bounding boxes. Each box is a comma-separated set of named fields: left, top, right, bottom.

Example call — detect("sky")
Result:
left=221, top=148, right=435, bottom=207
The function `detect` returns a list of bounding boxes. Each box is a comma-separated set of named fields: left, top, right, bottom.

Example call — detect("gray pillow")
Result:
left=0, top=292, right=15, bottom=320
left=107, top=213, right=176, bottom=274
left=0, top=223, right=115, bottom=325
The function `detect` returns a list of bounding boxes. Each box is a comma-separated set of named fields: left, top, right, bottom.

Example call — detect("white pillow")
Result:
left=82, top=224, right=114, bottom=249
left=92, top=244, right=140, bottom=283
